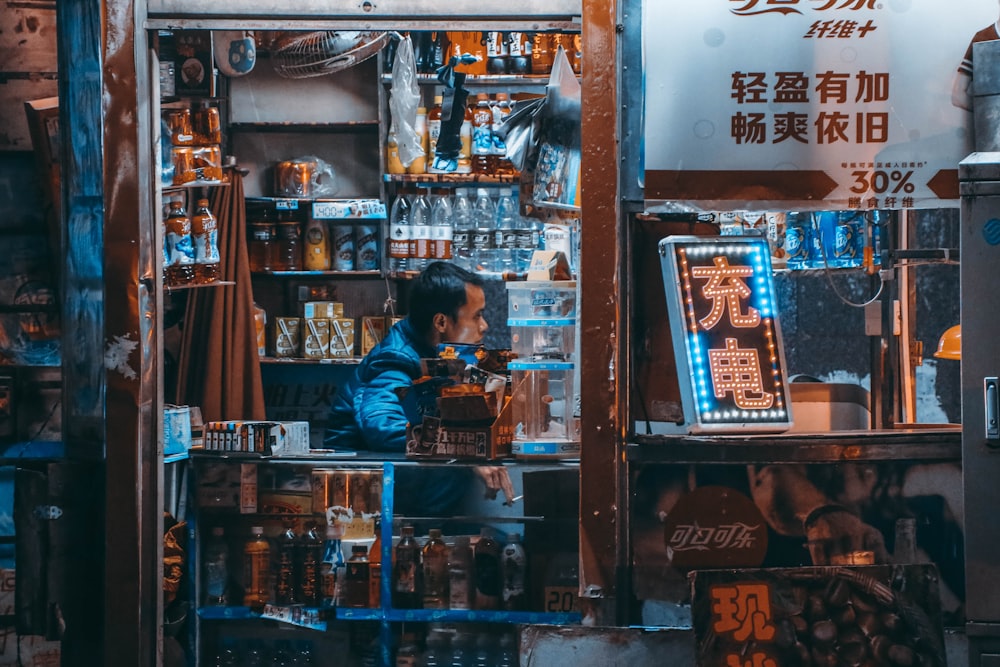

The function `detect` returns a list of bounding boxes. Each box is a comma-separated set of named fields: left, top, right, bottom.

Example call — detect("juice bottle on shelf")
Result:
left=550, top=32, right=569, bottom=65
left=448, top=535, right=472, bottom=610
left=492, top=93, right=514, bottom=176
left=247, top=208, right=275, bottom=273
left=430, top=32, right=449, bottom=72
left=388, top=191, right=412, bottom=273
left=501, top=533, right=527, bottom=611
left=410, top=190, right=433, bottom=272
left=429, top=188, right=454, bottom=262
left=422, top=528, right=450, bottom=609
left=320, top=524, right=343, bottom=607
left=243, top=526, right=270, bottom=612
left=393, top=524, right=422, bottom=609
left=471, top=93, right=494, bottom=175
left=163, top=200, right=195, bottom=286
left=458, top=103, right=473, bottom=174
left=570, top=33, right=583, bottom=75
left=369, top=520, right=382, bottom=608
left=275, top=525, right=298, bottom=605
left=298, top=524, right=323, bottom=607
left=473, top=527, right=502, bottom=610
left=191, top=198, right=220, bottom=283
left=203, top=526, right=228, bottom=606
left=303, top=215, right=331, bottom=270
left=427, top=97, right=444, bottom=163
left=484, top=31, right=508, bottom=74
left=387, top=125, right=406, bottom=175
left=408, top=108, right=428, bottom=175
left=531, top=32, right=553, bottom=75
left=344, top=544, right=371, bottom=608
left=508, top=32, right=531, bottom=74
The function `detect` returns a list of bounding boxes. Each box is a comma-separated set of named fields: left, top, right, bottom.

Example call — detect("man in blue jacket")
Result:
left=324, top=261, right=512, bottom=514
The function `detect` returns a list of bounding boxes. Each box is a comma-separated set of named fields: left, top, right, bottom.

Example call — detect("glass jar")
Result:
left=248, top=211, right=276, bottom=272
left=275, top=220, right=303, bottom=271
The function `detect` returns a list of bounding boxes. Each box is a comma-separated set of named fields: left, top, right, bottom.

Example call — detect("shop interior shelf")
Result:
left=383, top=173, right=520, bottom=185
left=380, top=73, right=578, bottom=86
left=337, top=607, right=581, bottom=625
left=258, top=356, right=363, bottom=365
left=627, top=427, right=961, bottom=464
left=198, top=605, right=580, bottom=626
left=251, top=270, right=381, bottom=278
left=164, top=280, right=235, bottom=294
left=228, top=120, right=379, bottom=133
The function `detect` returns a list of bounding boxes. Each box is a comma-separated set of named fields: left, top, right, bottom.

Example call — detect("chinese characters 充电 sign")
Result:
left=658, top=235, right=792, bottom=433
left=642, top=0, right=998, bottom=210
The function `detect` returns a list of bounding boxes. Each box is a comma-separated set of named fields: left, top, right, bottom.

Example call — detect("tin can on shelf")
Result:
left=332, top=224, right=355, bottom=272
left=355, top=224, right=379, bottom=271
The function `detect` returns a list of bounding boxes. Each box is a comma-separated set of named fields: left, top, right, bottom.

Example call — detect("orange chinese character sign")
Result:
left=658, top=236, right=792, bottom=433
left=711, top=583, right=776, bottom=642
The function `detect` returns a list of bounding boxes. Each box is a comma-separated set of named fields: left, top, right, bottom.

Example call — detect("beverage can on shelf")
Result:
left=355, top=224, right=379, bottom=271
left=331, top=224, right=355, bottom=272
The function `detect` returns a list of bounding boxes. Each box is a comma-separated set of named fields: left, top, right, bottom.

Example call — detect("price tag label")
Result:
left=274, top=199, right=300, bottom=210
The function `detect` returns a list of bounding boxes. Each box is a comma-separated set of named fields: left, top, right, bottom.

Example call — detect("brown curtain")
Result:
left=174, top=170, right=265, bottom=421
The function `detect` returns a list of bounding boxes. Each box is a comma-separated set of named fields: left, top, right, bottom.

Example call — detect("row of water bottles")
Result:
left=388, top=186, right=541, bottom=275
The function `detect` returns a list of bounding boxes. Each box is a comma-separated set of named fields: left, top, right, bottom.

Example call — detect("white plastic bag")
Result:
left=389, top=36, right=424, bottom=167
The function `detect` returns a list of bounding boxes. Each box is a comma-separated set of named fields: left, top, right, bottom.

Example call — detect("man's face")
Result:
left=441, top=284, right=488, bottom=344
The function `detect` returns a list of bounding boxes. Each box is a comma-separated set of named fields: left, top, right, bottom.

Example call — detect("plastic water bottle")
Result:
left=388, top=193, right=412, bottom=273
left=411, top=190, right=433, bottom=271
left=494, top=188, right=518, bottom=275
left=203, top=526, right=228, bottom=606
left=424, top=628, right=452, bottom=667
left=430, top=189, right=454, bottom=262
left=497, top=633, right=517, bottom=667
left=472, top=188, right=497, bottom=273
left=452, top=188, right=475, bottom=271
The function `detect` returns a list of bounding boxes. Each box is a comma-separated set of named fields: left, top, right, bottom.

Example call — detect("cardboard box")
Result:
left=275, top=420, right=311, bottom=456
left=196, top=460, right=257, bottom=513
left=301, top=318, right=330, bottom=359
left=302, top=301, right=343, bottom=320
left=406, top=397, right=513, bottom=460
left=360, top=316, right=386, bottom=356
left=270, top=317, right=300, bottom=358
left=328, top=318, right=355, bottom=358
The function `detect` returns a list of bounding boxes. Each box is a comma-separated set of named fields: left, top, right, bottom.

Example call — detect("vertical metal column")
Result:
left=579, top=0, right=625, bottom=625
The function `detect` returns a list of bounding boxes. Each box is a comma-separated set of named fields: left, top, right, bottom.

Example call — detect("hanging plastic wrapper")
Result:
left=389, top=35, right=424, bottom=167
left=532, top=46, right=581, bottom=210
left=429, top=53, right=478, bottom=172
left=496, top=46, right=581, bottom=211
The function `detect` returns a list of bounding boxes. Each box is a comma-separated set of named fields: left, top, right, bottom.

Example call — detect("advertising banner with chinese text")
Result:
left=690, top=566, right=946, bottom=667
left=643, top=0, right=997, bottom=210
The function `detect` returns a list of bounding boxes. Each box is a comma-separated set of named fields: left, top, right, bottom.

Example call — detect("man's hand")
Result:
left=474, top=466, right=515, bottom=505
left=804, top=505, right=890, bottom=565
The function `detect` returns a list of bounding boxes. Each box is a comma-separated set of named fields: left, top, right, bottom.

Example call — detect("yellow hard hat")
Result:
left=933, top=324, right=961, bottom=360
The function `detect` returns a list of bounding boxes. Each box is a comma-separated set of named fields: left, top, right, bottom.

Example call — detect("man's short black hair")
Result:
left=408, top=261, right=484, bottom=335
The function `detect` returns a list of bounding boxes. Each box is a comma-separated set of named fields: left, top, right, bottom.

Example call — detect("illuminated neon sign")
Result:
left=659, top=236, right=793, bottom=433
